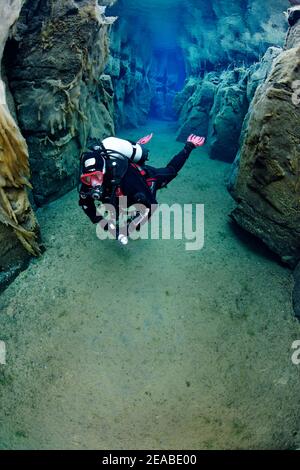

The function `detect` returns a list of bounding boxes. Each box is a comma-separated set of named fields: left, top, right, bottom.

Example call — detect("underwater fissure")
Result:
left=1, top=0, right=300, bottom=451
left=1, top=0, right=299, bottom=323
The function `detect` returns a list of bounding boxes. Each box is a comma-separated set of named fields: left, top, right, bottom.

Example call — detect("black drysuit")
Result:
left=79, top=141, right=196, bottom=224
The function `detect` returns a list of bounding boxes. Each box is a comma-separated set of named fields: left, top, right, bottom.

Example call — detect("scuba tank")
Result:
left=102, top=137, right=149, bottom=164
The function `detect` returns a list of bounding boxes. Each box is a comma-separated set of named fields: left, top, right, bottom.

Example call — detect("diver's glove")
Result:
left=137, top=133, right=153, bottom=145
left=93, top=215, right=104, bottom=224
left=187, top=134, right=206, bottom=148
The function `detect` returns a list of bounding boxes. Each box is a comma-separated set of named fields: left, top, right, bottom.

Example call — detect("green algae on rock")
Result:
left=231, top=7, right=300, bottom=268
left=3, top=0, right=116, bottom=206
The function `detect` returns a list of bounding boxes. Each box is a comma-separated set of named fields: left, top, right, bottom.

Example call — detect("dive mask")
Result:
left=80, top=171, right=104, bottom=187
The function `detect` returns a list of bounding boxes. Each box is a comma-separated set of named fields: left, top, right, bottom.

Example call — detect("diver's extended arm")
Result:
left=166, top=135, right=206, bottom=174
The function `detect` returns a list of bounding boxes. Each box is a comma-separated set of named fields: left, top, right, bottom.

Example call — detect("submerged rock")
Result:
left=176, top=68, right=251, bottom=162
left=179, top=0, right=286, bottom=75
left=0, top=1, right=41, bottom=290
left=176, top=74, right=218, bottom=142
left=227, top=46, right=283, bottom=191
left=106, top=21, right=155, bottom=129
left=285, top=4, right=300, bottom=46
left=3, top=0, right=116, bottom=206
left=208, top=68, right=250, bottom=163
left=246, top=47, right=283, bottom=102
left=106, top=3, right=186, bottom=129
left=106, top=0, right=287, bottom=136
left=231, top=9, right=300, bottom=268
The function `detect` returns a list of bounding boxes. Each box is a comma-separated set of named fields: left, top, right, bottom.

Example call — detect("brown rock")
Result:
left=231, top=11, right=300, bottom=267
left=0, top=1, right=41, bottom=291
left=285, top=5, right=300, bottom=45
left=4, top=0, right=116, bottom=205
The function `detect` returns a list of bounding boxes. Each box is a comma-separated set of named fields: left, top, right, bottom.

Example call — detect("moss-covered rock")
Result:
left=231, top=10, right=300, bottom=268
left=208, top=68, right=250, bottom=163
left=176, top=74, right=218, bottom=142
left=4, top=0, right=116, bottom=206
left=0, top=0, right=40, bottom=291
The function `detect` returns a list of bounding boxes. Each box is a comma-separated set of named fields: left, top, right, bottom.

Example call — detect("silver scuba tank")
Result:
left=102, top=137, right=146, bottom=163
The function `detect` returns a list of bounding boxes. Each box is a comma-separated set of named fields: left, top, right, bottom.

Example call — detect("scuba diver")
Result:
left=78, top=133, right=205, bottom=244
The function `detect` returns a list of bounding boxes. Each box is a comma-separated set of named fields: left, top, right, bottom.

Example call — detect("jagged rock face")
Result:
left=107, top=1, right=287, bottom=129
left=0, top=0, right=40, bottom=290
left=175, top=61, right=279, bottom=162
left=175, top=74, right=218, bottom=142
left=106, top=1, right=186, bottom=128
left=207, top=69, right=250, bottom=162
left=231, top=9, right=300, bottom=268
left=246, top=47, right=283, bottom=102
left=172, top=0, right=288, bottom=161
left=285, top=5, right=300, bottom=47
left=106, top=16, right=155, bottom=129
left=3, top=0, right=116, bottom=206
left=227, top=46, right=283, bottom=186
left=179, top=0, right=287, bottom=74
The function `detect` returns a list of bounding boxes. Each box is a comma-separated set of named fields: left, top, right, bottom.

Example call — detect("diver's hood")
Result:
left=81, top=151, right=106, bottom=173
left=80, top=150, right=106, bottom=190
left=102, top=137, right=148, bottom=164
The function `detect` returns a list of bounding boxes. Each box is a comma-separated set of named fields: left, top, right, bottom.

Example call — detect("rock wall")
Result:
left=0, top=1, right=40, bottom=292
left=227, top=46, right=283, bottom=185
left=230, top=6, right=300, bottom=269
left=106, top=14, right=155, bottom=129
left=102, top=1, right=288, bottom=142
left=3, top=0, right=116, bottom=206
left=179, top=0, right=287, bottom=75
left=175, top=74, right=218, bottom=143
left=0, top=0, right=118, bottom=290
left=207, top=68, right=250, bottom=163
left=175, top=54, right=281, bottom=162
left=174, top=0, right=287, bottom=161
left=106, top=2, right=186, bottom=129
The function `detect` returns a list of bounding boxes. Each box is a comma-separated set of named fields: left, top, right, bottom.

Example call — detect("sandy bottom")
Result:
left=0, top=120, right=300, bottom=450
